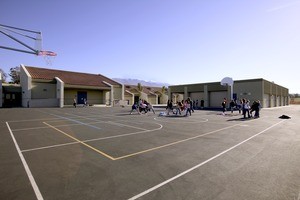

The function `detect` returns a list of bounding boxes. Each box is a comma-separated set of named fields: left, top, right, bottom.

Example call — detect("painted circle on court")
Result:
left=154, top=116, right=208, bottom=123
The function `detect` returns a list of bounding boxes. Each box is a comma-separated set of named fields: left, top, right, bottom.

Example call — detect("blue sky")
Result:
left=1, top=0, right=300, bottom=93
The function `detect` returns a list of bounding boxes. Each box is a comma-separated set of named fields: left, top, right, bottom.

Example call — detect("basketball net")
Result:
left=38, top=50, right=57, bottom=65
left=35, top=33, right=57, bottom=65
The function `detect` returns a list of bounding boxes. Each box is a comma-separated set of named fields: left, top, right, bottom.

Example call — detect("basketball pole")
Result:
left=231, top=84, right=233, bottom=100
left=0, top=24, right=41, bottom=34
left=0, top=45, right=37, bottom=55
left=221, top=77, right=234, bottom=100
left=0, top=29, right=39, bottom=55
left=0, top=24, right=57, bottom=65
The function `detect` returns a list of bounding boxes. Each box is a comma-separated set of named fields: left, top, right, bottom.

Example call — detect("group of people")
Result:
left=222, top=98, right=261, bottom=119
left=131, top=98, right=195, bottom=117
left=73, top=97, right=88, bottom=108
left=130, top=99, right=155, bottom=114
left=166, top=98, right=194, bottom=116
left=185, top=99, right=205, bottom=110
left=129, top=97, right=261, bottom=119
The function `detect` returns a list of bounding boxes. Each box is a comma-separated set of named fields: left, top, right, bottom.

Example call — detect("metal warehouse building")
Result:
left=168, top=78, right=289, bottom=108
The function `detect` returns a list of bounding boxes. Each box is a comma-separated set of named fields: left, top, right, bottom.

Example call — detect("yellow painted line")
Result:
left=44, top=120, right=255, bottom=161
left=114, top=123, right=242, bottom=160
left=43, top=122, right=116, bottom=160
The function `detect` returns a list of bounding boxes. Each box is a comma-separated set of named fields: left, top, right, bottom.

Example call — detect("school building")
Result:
left=168, top=79, right=289, bottom=108
left=124, top=85, right=168, bottom=106
left=0, top=65, right=168, bottom=108
left=0, top=66, right=289, bottom=108
left=19, top=65, right=124, bottom=108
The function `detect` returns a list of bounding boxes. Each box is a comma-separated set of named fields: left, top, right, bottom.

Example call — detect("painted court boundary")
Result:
left=42, top=120, right=246, bottom=160
left=6, top=122, right=44, bottom=200
left=127, top=120, right=285, bottom=200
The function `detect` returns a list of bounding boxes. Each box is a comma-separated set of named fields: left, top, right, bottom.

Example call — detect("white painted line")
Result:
left=11, top=124, right=81, bottom=132
left=154, top=117, right=208, bottom=124
left=65, top=113, right=107, bottom=122
left=106, top=121, right=148, bottom=131
left=66, top=112, right=150, bottom=131
left=21, top=141, right=79, bottom=153
left=84, top=123, right=163, bottom=142
left=127, top=120, right=284, bottom=200
left=6, top=117, right=59, bottom=123
left=48, top=113, right=102, bottom=130
left=20, top=123, right=163, bottom=153
left=6, top=122, right=44, bottom=200
left=12, top=121, right=105, bottom=132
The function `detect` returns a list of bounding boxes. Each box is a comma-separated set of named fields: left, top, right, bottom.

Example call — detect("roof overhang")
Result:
left=2, top=84, right=22, bottom=93
left=64, top=84, right=111, bottom=90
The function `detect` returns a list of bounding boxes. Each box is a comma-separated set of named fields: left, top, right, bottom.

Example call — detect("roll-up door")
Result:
left=263, top=94, right=269, bottom=108
left=210, top=91, right=227, bottom=107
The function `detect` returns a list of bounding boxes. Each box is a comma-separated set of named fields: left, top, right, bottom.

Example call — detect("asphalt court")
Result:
left=1, top=106, right=300, bottom=200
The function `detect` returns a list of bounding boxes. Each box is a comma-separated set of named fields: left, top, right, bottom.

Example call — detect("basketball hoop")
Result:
left=221, top=77, right=234, bottom=100
left=221, top=77, right=233, bottom=86
left=0, top=24, right=58, bottom=65
left=38, top=50, right=57, bottom=65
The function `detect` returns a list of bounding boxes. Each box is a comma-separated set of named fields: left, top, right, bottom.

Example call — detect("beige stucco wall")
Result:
left=64, top=89, right=104, bottom=105
left=148, top=95, right=157, bottom=105
left=113, top=85, right=123, bottom=100
left=90, top=90, right=104, bottom=105
left=124, top=94, right=134, bottom=105
left=234, top=80, right=263, bottom=104
left=31, top=82, right=56, bottom=99
left=20, top=65, right=59, bottom=107
left=25, top=82, right=58, bottom=107
left=64, top=89, right=78, bottom=105
left=89, top=90, right=104, bottom=105
left=263, top=80, right=289, bottom=107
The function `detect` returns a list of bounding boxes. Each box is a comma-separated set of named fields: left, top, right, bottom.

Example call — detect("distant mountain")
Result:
left=113, top=78, right=170, bottom=88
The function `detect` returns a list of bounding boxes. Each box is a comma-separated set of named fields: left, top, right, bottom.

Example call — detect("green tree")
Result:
left=0, top=68, right=7, bottom=83
left=9, top=66, right=20, bottom=84
left=161, top=86, right=166, bottom=94
left=137, top=83, right=143, bottom=93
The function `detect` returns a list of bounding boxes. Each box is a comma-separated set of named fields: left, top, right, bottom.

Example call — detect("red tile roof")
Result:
left=25, top=66, right=121, bottom=87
